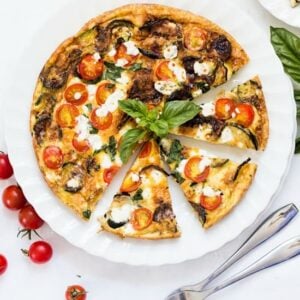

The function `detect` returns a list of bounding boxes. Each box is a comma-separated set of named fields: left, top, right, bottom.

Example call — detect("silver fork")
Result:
left=167, top=203, right=298, bottom=300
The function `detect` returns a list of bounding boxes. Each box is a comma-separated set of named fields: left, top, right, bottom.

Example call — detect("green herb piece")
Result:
left=119, top=128, right=147, bottom=163
left=132, top=188, right=143, bottom=201
left=103, top=62, right=124, bottom=81
left=89, top=126, right=98, bottom=134
left=129, top=63, right=143, bottom=71
left=195, top=82, right=210, bottom=94
left=171, top=171, right=185, bottom=184
left=295, top=90, right=300, bottom=118
left=167, top=139, right=184, bottom=166
left=296, top=137, right=300, bottom=154
left=107, top=136, right=117, bottom=161
left=85, top=103, right=93, bottom=112
left=149, top=119, right=169, bottom=137
left=270, top=27, right=300, bottom=83
left=119, top=99, right=148, bottom=120
left=82, top=209, right=92, bottom=219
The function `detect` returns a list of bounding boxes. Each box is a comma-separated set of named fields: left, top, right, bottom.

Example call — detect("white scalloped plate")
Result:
left=258, top=0, right=300, bottom=28
left=4, top=0, right=296, bottom=266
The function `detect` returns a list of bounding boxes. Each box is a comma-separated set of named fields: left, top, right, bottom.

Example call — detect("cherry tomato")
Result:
left=155, top=61, right=175, bottom=81
left=19, top=205, right=44, bottom=230
left=64, top=83, right=88, bottom=106
left=72, top=136, right=90, bottom=153
left=2, top=185, right=27, bottom=210
left=131, top=208, right=153, bottom=230
left=65, top=285, right=87, bottom=300
left=139, top=141, right=152, bottom=158
left=184, top=27, right=208, bottom=51
left=78, top=54, right=104, bottom=81
left=120, top=172, right=141, bottom=193
left=0, top=152, right=13, bottom=179
left=56, top=104, right=79, bottom=128
left=90, top=108, right=113, bottom=130
left=96, top=81, right=115, bottom=105
left=215, top=98, right=236, bottom=120
left=184, top=157, right=210, bottom=183
left=43, top=146, right=63, bottom=169
left=24, top=241, right=53, bottom=264
left=103, top=166, right=120, bottom=184
left=200, top=194, right=222, bottom=211
left=0, top=254, right=8, bottom=275
left=234, top=103, right=255, bottom=127
left=114, top=44, right=138, bottom=66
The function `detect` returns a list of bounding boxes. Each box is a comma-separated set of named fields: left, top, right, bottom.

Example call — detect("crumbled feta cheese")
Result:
left=101, top=154, right=113, bottom=169
left=192, top=89, right=203, bottom=98
left=124, top=41, right=140, bottom=56
left=108, top=48, right=117, bottom=57
left=74, top=92, right=81, bottom=100
left=142, top=187, right=152, bottom=199
left=123, top=223, right=135, bottom=234
left=177, top=159, right=188, bottom=174
left=201, top=102, right=215, bottom=117
left=202, top=186, right=221, bottom=197
left=194, top=61, right=215, bottom=76
left=220, top=127, right=233, bottom=143
left=87, top=85, right=97, bottom=97
left=96, top=105, right=109, bottom=117
left=130, top=172, right=140, bottom=182
left=116, top=59, right=128, bottom=67
left=198, top=157, right=211, bottom=173
left=66, top=177, right=81, bottom=189
left=116, top=72, right=130, bottom=85
left=163, top=44, right=178, bottom=59
left=93, top=52, right=101, bottom=61
left=168, top=62, right=186, bottom=82
left=105, top=89, right=126, bottom=112
left=154, top=81, right=179, bottom=95
left=88, top=135, right=103, bottom=150
left=151, top=170, right=164, bottom=184
left=110, top=204, right=134, bottom=223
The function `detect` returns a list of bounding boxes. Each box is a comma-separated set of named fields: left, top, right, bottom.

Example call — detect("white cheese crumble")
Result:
left=124, top=41, right=140, bottom=56
left=163, top=44, right=178, bottom=59
left=87, top=85, right=97, bottom=97
left=110, top=204, right=135, bottom=223
left=192, top=89, right=203, bottom=98
left=202, top=186, right=221, bottom=197
left=116, top=58, right=128, bottom=67
left=74, top=92, right=82, bottom=100
left=201, top=102, right=215, bottom=117
left=88, top=135, right=103, bottom=150
left=96, top=105, right=109, bottom=117
left=46, top=172, right=60, bottom=182
left=142, top=187, right=152, bottom=200
left=168, top=62, right=186, bottom=82
left=101, top=154, right=113, bottom=169
left=108, top=48, right=117, bottom=57
left=93, top=52, right=101, bottom=61
left=66, top=177, right=81, bottom=189
left=130, top=172, right=140, bottom=182
left=220, top=127, right=233, bottom=143
left=123, top=223, right=135, bottom=234
left=198, top=157, right=211, bottom=173
left=176, top=159, right=188, bottom=174
left=116, top=72, right=130, bottom=85
left=154, top=81, right=179, bottom=95
left=194, top=61, right=215, bottom=76
left=151, top=169, right=164, bottom=184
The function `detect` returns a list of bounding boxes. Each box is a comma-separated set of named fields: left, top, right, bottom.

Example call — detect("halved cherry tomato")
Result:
left=90, top=108, right=113, bottom=130
left=131, top=208, right=153, bottom=230
left=64, top=83, right=88, bottom=106
left=114, top=44, right=138, bottom=66
left=155, top=61, right=175, bottom=81
left=200, top=194, right=222, bottom=211
left=215, top=98, right=236, bottom=120
left=184, top=27, right=208, bottom=51
left=120, top=172, right=141, bottom=193
left=184, top=157, right=210, bottom=183
left=65, top=285, right=87, bottom=300
left=56, top=104, right=79, bottom=128
left=139, top=141, right=152, bottom=158
left=234, top=103, right=255, bottom=127
left=0, top=254, right=8, bottom=275
left=43, top=146, right=63, bottom=169
left=96, top=81, right=115, bottom=105
left=78, top=53, right=104, bottom=81
left=72, top=136, right=90, bottom=152
left=103, top=166, right=120, bottom=184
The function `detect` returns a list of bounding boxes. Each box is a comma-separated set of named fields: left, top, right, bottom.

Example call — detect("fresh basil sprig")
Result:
left=118, top=99, right=200, bottom=163
left=270, top=27, right=300, bottom=83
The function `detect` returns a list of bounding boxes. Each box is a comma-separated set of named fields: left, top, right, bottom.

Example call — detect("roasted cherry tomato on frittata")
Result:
left=155, top=61, right=176, bottom=81
left=43, top=146, right=63, bottom=169
left=0, top=254, right=7, bottom=275
left=64, top=83, right=88, bottom=106
left=65, top=285, right=87, bottom=300
left=19, top=205, right=44, bottom=230
left=96, top=81, right=116, bottom=105
left=2, top=185, right=27, bottom=210
left=131, top=208, right=153, bottom=230
left=234, top=103, right=255, bottom=127
left=139, top=141, right=152, bottom=158
left=0, top=152, right=13, bottom=179
left=78, top=54, right=104, bottom=81
left=184, top=27, right=208, bottom=51
left=114, top=44, right=138, bottom=66
left=200, top=194, right=222, bottom=211
left=56, top=104, right=80, bottom=128
left=120, top=172, right=141, bottom=193
left=103, top=166, right=120, bottom=184
left=72, top=136, right=90, bottom=153
left=90, top=108, right=113, bottom=130
left=184, top=157, right=210, bottom=183
left=23, top=241, right=53, bottom=264
left=215, top=98, right=236, bottom=120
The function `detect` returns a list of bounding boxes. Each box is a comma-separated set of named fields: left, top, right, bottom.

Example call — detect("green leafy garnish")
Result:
left=270, top=27, right=300, bottom=83
left=129, top=63, right=143, bottom=71
left=82, top=209, right=91, bottom=219
left=171, top=171, right=185, bottom=184
left=132, top=188, right=143, bottom=201
left=167, top=139, right=184, bottom=165
left=119, top=99, right=148, bottom=120
left=85, top=103, right=93, bottom=112
left=295, top=90, right=300, bottom=118
left=89, top=126, right=98, bottom=134
left=107, top=136, right=117, bottom=161
left=103, top=62, right=124, bottom=81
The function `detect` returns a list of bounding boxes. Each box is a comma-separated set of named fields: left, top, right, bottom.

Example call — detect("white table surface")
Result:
left=0, top=0, right=299, bottom=299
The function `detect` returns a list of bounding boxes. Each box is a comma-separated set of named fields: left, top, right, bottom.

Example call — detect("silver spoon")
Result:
left=167, top=203, right=298, bottom=299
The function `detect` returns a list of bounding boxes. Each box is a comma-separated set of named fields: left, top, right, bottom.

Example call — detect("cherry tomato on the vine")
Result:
left=0, top=152, right=13, bottom=179
left=2, top=185, right=27, bottom=210
left=22, top=241, right=53, bottom=264
left=18, top=205, right=44, bottom=230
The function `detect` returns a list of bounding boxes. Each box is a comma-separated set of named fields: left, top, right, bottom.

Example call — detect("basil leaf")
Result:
left=296, top=137, right=300, bottom=154
left=295, top=90, right=300, bottom=117
left=103, top=61, right=124, bottom=81
left=149, top=119, right=169, bottom=137
left=89, top=126, right=98, bottom=134
left=85, top=103, right=93, bottom=112
left=167, top=139, right=184, bottom=166
left=129, top=63, right=143, bottom=71
left=171, top=171, right=185, bottom=184
left=161, top=100, right=200, bottom=129
left=119, top=128, right=146, bottom=163
left=107, top=136, right=117, bottom=161
left=270, top=27, right=300, bottom=83
left=119, top=99, right=148, bottom=120
left=132, top=188, right=143, bottom=201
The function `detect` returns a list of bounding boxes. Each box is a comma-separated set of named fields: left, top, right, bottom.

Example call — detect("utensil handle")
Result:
left=194, top=203, right=298, bottom=290
left=208, top=236, right=300, bottom=296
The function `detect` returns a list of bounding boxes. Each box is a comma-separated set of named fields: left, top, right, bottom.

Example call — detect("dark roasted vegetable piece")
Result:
left=82, top=210, right=91, bottom=220
left=95, top=25, right=111, bottom=54
left=107, top=218, right=127, bottom=229
left=140, top=19, right=181, bottom=38
left=138, top=47, right=163, bottom=59
left=63, top=164, right=85, bottom=193
left=33, top=113, right=52, bottom=145
left=139, top=165, right=169, bottom=177
left=153, top=202, right=175, bottom=222
left=117, top=113, right=133, bottom=130
left=189, top=202, right=207, bottom=225
left=86, top=156, right=100, bottom=174
left=107, top=19, right=134, bottom=30
left=210, top=35, right=232, bottom=61
left=167, top=85, right=192, bottom=101
left=182, top=56, right=199, bottom=74
left=233, top=158, right=251, bottom=181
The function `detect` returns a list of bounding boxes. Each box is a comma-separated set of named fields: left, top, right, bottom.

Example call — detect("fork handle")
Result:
left=192, top=203, right=298, bottom=290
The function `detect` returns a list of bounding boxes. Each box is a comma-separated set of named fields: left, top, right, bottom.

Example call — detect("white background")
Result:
left=0, top=0, right=299, bottom=299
